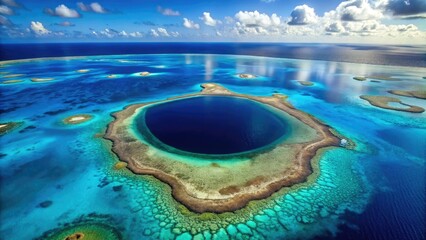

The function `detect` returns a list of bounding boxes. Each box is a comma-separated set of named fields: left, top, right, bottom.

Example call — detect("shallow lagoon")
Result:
left=0, top=54, right=425, bottom=239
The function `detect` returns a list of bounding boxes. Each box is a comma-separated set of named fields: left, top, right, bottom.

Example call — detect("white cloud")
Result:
left=288, top=4, right=318, bottom=25
left=77, top=2, right=107, bottom=13
left=157, top=6, right=180, bottom=16
left=234, top=11, right=281, bottom=35
left=150, top=29, right=159, bottom=37
left=183, top=18, right=200, bottom=29
left=151, top=27, right=179, bottom=37
left=30, top=21, right=50, bottom=35
left=55, top=21, right=75, bottom=27
left=325, top=22, right=346, bottom=33
left=157, top=27, right=170, bottom=37
left=0, top=5, right=13, bottom=15
left=45, top=4, right=80, bottom=18
left=201, top=12, right=219, bottom=26
left=326, top=0, right=383, bottom=21
left=0, top=15, right=12, bottom=26
left=260, top=0, right=276, bottom=2
left=129, top=31, right=142, bottom=37
left=0, top=0, right=20, bottom=7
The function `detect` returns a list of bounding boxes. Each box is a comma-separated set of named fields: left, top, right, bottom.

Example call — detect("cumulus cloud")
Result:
left=200, top=12, right=219, bottom=26
left=234, top=11, right=281, bottom=35
left=334, top=0, right=383, bottom=21
left=30, top=21, right=50, bottom=35
left=45, top=4, right=81, bottom=18
left=288, top=4, right=318, bottom=25
left=157, top=6, right=180, bottom=16
left=326, top=22, right=345, bottom=33
left=183, top=18, right=200, bottom=29
left=77, top=2, right=107, bottom=13
left=0, top=5, right=13, bottom=15
left=151, top=27, right=179, bottom=37
left=386, top=0, right=426, bottom=18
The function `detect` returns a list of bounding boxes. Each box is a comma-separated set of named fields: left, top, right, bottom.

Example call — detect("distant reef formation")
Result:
left=388, top=90, right=426, bottom=100
left=360, top=95, right=424, bottom=113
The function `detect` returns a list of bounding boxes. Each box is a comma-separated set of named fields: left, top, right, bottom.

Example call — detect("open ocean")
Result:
left=0, top=43, right=425, bottom=240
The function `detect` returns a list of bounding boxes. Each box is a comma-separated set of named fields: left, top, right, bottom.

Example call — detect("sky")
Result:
left=1, top=0, right=426, bottom=44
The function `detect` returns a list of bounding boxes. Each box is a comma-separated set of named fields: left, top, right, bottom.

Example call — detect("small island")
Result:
left=105, top=83, right=341, bottom=213
left=76, top=69, right=90, bottom=73
left=63, top=114, right=93, bottom=124
left=238, top=73, right=257, bottom=79
left=140, top=71, right=150, bottom=76
left=388, top=90, right=426, bottom=100
left=360, top=95, right=424, bottom=113
left=353, top=75, right=400, bottom=82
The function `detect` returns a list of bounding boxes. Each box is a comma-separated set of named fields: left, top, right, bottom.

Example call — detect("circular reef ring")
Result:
left=104, top=83, right=341, bottom=213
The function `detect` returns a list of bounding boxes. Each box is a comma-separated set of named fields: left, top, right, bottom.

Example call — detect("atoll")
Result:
left=63, top=114, right=93, bottom=124
left=105, top=83, right=341, bottom=213
left=388, top=90, right=426, bottom=100
left=360, top=95, right=424, bottom=113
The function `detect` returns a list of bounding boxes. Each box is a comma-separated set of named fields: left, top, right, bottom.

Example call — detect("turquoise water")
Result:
left=0, top=54, right=425, bottom=239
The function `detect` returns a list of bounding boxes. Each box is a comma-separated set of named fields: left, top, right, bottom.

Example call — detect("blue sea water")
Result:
left=0, top=43, right=425, bottom=240
left=141, top=96, right=289, bottom=155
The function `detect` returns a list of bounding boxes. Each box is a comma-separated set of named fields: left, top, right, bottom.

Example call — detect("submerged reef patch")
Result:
left=105, top=83, right=341, bottom=213
left=360, top=95, right=424, bottom=113
left=0, top=122, right=23, bottom=135
left=38, top=223, right=121, bottom=240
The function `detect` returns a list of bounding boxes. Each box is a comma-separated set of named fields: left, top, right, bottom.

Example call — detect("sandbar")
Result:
left=63, top=114, right=93, bottom=124
left=360, top=95, right=424, bottom=113
left=3, top=74, right=25, bottom=78
left=2, top=80, right=24, bottom=84
left=31, top=77, right=55, bottom=82
left=105, top=83, right=341, bottom=213
left=76, top=69, right=90, bottom=73
left=297, top=80, right=314, bottom=86
left=140, top=71, right=150, bottom=76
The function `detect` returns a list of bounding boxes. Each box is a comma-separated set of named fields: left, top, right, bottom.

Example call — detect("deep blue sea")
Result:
left=0, top=43, right=425, bottom=240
